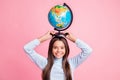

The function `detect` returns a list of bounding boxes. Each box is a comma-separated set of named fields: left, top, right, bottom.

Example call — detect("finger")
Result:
left=50, top=33, right=54, bottom=36
left=64, top=33, right=69, bottom=36
left=51, top=31, right=56, bottom=34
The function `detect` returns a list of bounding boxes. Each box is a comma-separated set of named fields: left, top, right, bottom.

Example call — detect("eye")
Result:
left=61, top=47, right=65, bottom=49
left=53, top=46, right=57, bottom=49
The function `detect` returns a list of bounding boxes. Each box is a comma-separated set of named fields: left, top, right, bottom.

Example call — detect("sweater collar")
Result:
left=54, top=57, right=63, bottom=63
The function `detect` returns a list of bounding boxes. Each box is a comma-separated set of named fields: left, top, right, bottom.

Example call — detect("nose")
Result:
left=57, top=48, right=61, bottom=52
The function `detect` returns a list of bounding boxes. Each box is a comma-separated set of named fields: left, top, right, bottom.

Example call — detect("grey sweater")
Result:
left=24, top=39, right=92, bottom=80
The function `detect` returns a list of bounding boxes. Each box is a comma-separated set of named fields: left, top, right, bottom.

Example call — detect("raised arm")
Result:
left=24, top=31, right=55, bottom=69
left=66, top=32, right=92, bottom=69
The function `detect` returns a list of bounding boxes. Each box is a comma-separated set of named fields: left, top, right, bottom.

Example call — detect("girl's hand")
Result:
left=65, top=32, right=77, bottom=43
left=38, top=31, right=55, bottom=43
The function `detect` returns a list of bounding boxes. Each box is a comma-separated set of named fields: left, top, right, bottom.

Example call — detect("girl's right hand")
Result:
left=38, top=31, right=55, bottom=43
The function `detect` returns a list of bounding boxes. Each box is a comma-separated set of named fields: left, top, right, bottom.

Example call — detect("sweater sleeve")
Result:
left=23, top=39, right=47, bottom=70
left=69, top=39, right=92, bottom=70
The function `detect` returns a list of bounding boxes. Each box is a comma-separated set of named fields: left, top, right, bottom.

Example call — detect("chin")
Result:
left=55, top=56, right=63, bottom=59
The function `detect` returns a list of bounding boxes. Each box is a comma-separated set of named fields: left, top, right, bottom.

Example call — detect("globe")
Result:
left=48, top=3, right=73, bottom=31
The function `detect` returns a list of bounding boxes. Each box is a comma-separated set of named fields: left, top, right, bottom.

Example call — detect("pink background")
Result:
left=0, top=0, right=120, bottom=80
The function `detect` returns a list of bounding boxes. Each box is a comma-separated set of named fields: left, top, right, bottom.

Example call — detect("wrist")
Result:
left=38, top=36, right=47, bottom=43
left=72, top=37, right=77, bottom=43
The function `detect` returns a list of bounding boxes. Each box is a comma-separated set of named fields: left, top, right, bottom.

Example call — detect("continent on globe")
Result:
left=48, top=3, right=73, bottom=31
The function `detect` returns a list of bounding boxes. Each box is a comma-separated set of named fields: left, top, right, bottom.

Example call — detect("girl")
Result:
left=24, top=31, right=92, bottom=80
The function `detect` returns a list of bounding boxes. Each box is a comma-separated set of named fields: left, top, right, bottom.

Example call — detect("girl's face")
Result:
left=52, top=40, right=66, bottom=59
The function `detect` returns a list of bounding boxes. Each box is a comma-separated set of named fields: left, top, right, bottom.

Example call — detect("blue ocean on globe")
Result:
left=48, top=5, right=72, bottom=31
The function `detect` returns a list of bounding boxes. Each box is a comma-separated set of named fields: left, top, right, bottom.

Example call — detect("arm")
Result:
left=24, top=31, right=55, bottom=69
left=66, top=32, right=92, bottom=69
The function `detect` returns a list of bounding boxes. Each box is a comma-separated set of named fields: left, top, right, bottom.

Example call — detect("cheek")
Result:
left=52, top=49, right=56, bottom=54
left=62, top=47, right=66, bottom=53
left=63, top=50, right=66, bottom=53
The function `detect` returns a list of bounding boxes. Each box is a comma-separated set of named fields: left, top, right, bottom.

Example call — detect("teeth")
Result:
left=56, top=53, right=61, bottom=56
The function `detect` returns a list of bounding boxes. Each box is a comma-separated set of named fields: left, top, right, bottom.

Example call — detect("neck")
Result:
left=54, top=57, right=63, bottom=63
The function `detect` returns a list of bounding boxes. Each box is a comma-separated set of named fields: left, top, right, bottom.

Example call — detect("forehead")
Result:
left=53, top=40, right=65, bottom=47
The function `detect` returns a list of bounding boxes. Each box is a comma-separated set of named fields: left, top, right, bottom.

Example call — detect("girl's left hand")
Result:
left=64, top=32, right=77, bottom=43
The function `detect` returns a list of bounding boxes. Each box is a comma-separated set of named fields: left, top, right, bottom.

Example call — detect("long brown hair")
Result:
left=42, top=36, right=72, bottom=80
